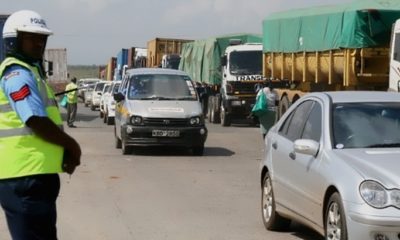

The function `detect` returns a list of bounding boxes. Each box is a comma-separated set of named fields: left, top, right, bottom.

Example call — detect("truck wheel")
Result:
left=279, top=96, right=290, bottom=119
left=212, top=97, right=221, bottom=124
left=220, top=107, right=231, bottom=127
left=208, top=98, right=213, bottom=123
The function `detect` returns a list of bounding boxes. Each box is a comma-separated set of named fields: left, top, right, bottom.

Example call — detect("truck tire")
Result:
left=213, top=95, right=221, bottom=124
left=220, top=106, right=231, bottom=127
left=208, top=97, right=213, bottom=123
left=279, top=95, right=290, bottom=119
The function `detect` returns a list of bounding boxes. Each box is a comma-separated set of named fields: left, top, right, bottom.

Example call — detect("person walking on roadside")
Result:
left=0, top=10, right=81, bottom=240
left=65, top=76, right=78, bottom=127
left=252, top=82, right=278, bottom=139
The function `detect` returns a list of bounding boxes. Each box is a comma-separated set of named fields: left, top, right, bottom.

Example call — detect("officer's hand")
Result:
left=63, top=144, right=81, bottom=175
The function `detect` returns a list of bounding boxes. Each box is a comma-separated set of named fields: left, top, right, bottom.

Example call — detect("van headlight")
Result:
left=190, top=116, right=202, bottom=126
left=360, top=180, right=400, bottom=208
left=130, top=116, right=143, bottom=125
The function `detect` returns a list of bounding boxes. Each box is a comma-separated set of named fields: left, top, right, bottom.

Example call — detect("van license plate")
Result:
left=152, top=130, right=180, bottom=137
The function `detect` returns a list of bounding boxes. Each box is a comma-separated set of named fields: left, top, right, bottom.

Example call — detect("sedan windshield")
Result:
left=127, top=74, right=197, bottom=100
left=333, top=102, right=400, bottom=149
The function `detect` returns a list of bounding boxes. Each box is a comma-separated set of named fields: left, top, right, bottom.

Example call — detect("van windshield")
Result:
left=127, top=74, right=197, bottom=100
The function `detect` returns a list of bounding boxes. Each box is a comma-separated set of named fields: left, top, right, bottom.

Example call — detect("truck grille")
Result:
left=230, top=82, right=259, bottom=95
left=143, top=118, right=189, bottom=127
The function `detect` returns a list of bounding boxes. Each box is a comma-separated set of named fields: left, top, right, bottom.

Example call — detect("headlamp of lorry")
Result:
left=360, top=181, right=389, bottom=208
left=226, top=83, right=234, bottom=94
left=130, top=115, right=143, bottom=125
left=190, top=116, right=202, bottom=125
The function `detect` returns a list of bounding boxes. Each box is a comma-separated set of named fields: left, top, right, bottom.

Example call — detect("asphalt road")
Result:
left=0, top=103, right=323, bottom=240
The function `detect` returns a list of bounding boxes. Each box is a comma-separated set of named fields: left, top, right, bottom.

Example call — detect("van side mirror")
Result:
left=113, top=92, right=125, bottom=102
left=220, top=55, right=227, bottom=66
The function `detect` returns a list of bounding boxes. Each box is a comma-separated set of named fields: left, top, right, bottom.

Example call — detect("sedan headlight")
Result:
left=360, top=181, right=400, bottom=208
left=130, top=115, right=143, bottom=125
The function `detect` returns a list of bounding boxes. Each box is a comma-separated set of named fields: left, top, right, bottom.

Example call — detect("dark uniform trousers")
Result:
left=0, top=174, right=60, bottom=240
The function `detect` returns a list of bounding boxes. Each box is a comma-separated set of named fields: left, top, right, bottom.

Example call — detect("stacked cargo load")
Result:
left=262, top=0, right=400, bottom=117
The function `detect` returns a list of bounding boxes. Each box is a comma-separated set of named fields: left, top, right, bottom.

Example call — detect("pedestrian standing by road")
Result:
left=0, top=10, right=81, bottom=240
left=65, top=76, right=78, bottom=127
left=252, top=82, right=278, bottom=139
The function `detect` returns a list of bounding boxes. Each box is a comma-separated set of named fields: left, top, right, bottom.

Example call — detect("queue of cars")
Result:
left=77, top=72, right=400, bottom=238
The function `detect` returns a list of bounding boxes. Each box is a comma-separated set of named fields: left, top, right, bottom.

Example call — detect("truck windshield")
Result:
left=229, top=51, right=262, bottom=75
left=127, top=74, right=197, bottom=100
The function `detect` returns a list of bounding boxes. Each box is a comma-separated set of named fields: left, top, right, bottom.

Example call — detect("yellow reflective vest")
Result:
left=0, top=57, right=64, bottom=179
left=65, top=82, right=78, bottom=103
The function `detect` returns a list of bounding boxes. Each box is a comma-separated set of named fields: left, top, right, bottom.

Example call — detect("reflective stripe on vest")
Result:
left=0, top=57, right=64, bottom=179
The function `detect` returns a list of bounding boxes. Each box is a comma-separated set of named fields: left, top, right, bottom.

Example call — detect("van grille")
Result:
left=143, top=118, right=189, bottom=127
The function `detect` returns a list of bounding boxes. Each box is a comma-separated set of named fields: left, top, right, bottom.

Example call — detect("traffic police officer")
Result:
left=0, top=10, right=81, bottom=240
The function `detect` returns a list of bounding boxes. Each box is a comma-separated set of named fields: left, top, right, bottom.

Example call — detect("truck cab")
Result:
left=215, top=43, right=263, bottom=126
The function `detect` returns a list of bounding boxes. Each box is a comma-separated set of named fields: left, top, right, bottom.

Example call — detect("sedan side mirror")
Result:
left=113, top=92, right=125, bottom=102
left=294, top=139, right=320, bottom=157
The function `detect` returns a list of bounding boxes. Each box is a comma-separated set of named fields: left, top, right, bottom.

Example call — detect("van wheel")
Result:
left=122, top=139, right=133, bottom=155
left=115, top=127, right=121, bottom=149
left=106, top=116, right=114, bottom=125
left=192, top=146, right=204, bottom=156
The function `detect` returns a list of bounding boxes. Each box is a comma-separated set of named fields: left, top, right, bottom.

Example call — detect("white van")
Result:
left=113, top=68, right=207, bottom=155
left=390, top=19, right=400, bottom=92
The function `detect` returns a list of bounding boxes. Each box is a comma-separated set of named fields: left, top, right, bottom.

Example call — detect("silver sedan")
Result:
left=260, top=91, right=400, bottom=240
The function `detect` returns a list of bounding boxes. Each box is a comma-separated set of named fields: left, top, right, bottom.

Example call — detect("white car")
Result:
left=77, top=78, right=100, bottom=100
left=103, top=80, right=121, bottom=125
left=90, top=80, right=108, bottom=111
left=99, top=82, right=112, bottom=118
left=260, top=91, right=400, bottom=240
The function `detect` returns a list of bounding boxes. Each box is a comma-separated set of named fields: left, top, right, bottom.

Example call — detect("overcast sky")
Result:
left=2, top=0, right=352, bottom=65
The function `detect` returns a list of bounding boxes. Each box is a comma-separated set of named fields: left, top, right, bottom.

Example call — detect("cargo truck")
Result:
left=262, top=0, right=400, bottom=118
left=146, top=38, right=192, bottom=68
left=179, top=34, right=263, bottom=126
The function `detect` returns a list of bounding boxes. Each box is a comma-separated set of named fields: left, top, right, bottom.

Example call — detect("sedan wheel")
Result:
left=325, top=193, right=347, bottom=240
left=261, top=172, right=291, bottom=230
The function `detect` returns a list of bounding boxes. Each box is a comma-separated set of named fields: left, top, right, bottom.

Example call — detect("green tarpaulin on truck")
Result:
left=263, top=0, right=400, bottom=53
left=179, top=34, right=262, bottom=85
